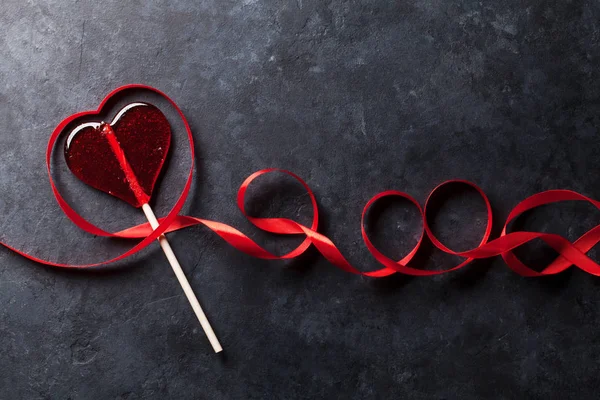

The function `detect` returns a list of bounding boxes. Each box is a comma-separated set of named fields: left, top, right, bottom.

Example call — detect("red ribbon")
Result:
left=4, top=84, right=599, bottom=277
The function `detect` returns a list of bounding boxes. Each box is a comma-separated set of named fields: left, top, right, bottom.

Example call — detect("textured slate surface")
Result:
left=1, top=0, right=600, bottom=398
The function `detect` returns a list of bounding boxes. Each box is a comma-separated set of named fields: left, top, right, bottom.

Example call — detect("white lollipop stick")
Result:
left=142, top=203, right=223, bottom=353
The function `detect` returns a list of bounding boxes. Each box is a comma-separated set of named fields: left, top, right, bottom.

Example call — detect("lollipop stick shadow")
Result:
left=142, top=203, right=223, bottom=353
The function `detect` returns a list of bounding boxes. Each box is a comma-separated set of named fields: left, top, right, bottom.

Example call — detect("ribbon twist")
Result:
left=3, top=84, right=598, bottom=278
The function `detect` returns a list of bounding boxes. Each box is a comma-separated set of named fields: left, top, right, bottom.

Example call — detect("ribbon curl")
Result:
left=3, top=84, right=599, bottom=277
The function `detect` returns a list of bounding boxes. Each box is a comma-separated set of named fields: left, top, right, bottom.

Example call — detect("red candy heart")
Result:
left=64, top=103, right=171, bottom=208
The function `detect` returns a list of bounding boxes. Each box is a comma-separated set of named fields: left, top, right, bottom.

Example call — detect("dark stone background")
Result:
left=1, top=0, right=600, bottom=398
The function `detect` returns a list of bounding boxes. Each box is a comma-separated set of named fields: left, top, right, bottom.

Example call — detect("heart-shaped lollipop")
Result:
left=64, top=102, right=222, bottom=353
left=65, top=103, right=171, bottom=208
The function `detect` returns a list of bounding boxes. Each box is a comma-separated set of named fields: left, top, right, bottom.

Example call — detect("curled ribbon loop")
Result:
left=1, top=83, right=598, bottom=278
left=420, top=180, right=494, bottom=274
left=499, top=190, right=600, bottom=277
left=360, top=191, right=425, bottom=277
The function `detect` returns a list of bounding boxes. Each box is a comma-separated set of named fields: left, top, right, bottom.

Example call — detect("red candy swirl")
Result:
left=3, top=84, right=599, bottom=278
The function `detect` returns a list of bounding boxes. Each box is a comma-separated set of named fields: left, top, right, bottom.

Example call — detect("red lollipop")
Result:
left=65, top=103, right=222, bottom=353
left=65, top=102, right=171, bottom=208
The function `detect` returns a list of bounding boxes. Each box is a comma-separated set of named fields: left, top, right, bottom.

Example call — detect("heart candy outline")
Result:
left=41, top=84, right=196, bottom=267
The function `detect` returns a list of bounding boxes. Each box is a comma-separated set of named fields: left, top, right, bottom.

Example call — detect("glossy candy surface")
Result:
left=65, top=103, right=171, bottom=208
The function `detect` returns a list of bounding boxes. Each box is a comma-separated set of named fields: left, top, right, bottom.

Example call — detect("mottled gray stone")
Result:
left=1, top=0, right=600, bottom=398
